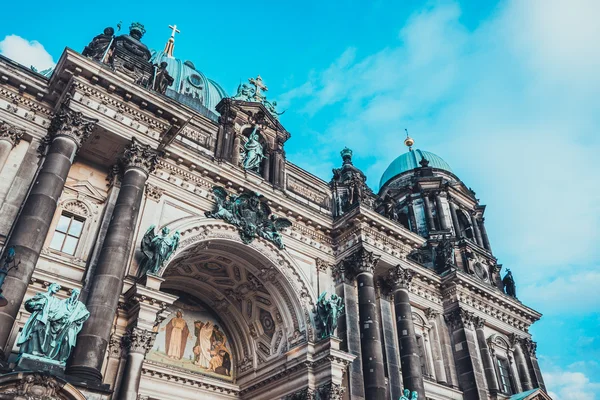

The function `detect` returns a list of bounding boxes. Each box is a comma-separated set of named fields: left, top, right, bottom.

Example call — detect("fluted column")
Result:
left=435, top=193, right=449, bottom=231
left=479, top=218, right=492, bottom=251
left=0, top=106, right=96, bottom=356
left=449, top=201, right=461, bottom=237
left=68, top=138, right=160, bottom=380
left=511, top=335, right=533, bottom=390
left=117, top=327, right=157, bottom=400
left=520, top=338, right=546, bottom=390
left=0, top=121, right=24, bottom=173
left=345, top=248, right=387, bottom=400
left=471, top=213, right=484, bottom=246
left=444, top=309, right=488, bottom=400
left=422, top=194, right=436, bottom=232
left=474, top=317, right=499, bottom=393
left=424, top=309, right=447, bottom=384
left=386, top=265, right=425, bottom=397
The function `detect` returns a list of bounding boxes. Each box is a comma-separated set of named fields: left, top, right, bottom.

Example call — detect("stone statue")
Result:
left=151, top=61, right=174, bottom=94
left=242, top=127, right=265, bottom=173
left=46, top=289, right=90, bottom=363
left=17, top=284, right=90, bottom=365
left=316, top=291, right=344, bottom=338
left=205, top=186, right=292, bottom=248
left=82, top=27, right=115, bottom=61
left=434, top=239, right=454, bottom=270
left=382, top=194, right=398, bottom=220
left=138, top=225, right=181, bottom=277
left=502, top=269, right=517, bottom=298
left=232, top=83, right=255, bottom=101
left=263, top=100, right=285, bottom=119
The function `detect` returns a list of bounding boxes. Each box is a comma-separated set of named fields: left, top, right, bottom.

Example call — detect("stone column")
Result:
left=406, top=199, right=418, bottom=234
left=520, top=338, right=546, bottom=391
left=435, top=193, right=449, bottom=231
left=444, top=309, right=488, bottom=400
left=378, top=289, right=402, bottom=400
left=262, top=151, right=271, bottom=182
left=449, top=201, right=461, bottom=238
left=0, top=121, right=24, bottom=173
left=422, top=194, right=436, bottom=232
left=334, top=263, right=365, bottom=400
left=508, top=353, right=523, bottom=393
left=0, top=106, right=96, bottom=356
left=470, top=213, right=484, bottom=246
left=386, top=265, right=425, bottom=397
left=424, top=309, right=448, bottom=384
left=345, top=248, right=387, bottom=400
left=68, top=138, right=160, bottom=381
left=479, top=218, right=492, bottom=252
left=511, top=335, right=533, bottom=391
left=117, top=327, right=157, bottom=400
left=232, top=134, right=241, bottom=166
left=474, top=317, right=499, bottom=393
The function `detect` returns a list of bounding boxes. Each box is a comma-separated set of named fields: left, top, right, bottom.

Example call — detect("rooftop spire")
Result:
left=404, top=128, right=415, bottom=151
left=163, top=24, right=181, bottom=58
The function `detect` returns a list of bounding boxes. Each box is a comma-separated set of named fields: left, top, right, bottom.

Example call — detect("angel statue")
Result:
left=259, top=215, right=292, bottom=249
left=242, top=127, right=265, bottom=173
left=138, top=225, right=180, bottom=278
left=204, top=186, right=238, bottom=224
left=316, top=291, right=344, bottom=339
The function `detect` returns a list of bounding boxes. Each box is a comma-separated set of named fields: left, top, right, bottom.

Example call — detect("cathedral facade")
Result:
left=0, top=22, right=549, bottom=400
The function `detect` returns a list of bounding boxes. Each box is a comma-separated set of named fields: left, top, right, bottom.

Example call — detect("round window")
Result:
left=188, top=74, right=203, bottom=88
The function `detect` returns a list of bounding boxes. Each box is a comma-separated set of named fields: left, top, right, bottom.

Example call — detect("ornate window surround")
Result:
left=487, top=334, right=518, bottom=395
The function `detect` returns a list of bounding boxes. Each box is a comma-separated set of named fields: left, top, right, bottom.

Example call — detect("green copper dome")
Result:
left=379, top=149, right=453, bottom=188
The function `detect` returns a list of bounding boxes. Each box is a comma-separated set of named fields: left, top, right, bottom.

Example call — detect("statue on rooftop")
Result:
left=316, top=291, right=344, bottom=339
left=502, top=269, right=517, bottom=298
left=138, top=225, right=181, bottom=277
left=82, top=27, right=115, bottom=62
left=382, top=194, right=398, bottom=220
left=150, top=61, right=174, bottom=94
left=242, top=126, right=265, bottom=173
left=232, top=83, right=255, bottom=101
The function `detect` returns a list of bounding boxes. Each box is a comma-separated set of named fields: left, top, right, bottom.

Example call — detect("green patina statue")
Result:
left=17, top=284, right=90, bottom=365
left=316, top=291, right=344, bottom=339
left=242, top=127, right=265, bottom=173
left=138, top=225, right=181, bottom=277
left=205, top=186, right=292, bottom=249
left=400, top=389, right=418, bottom=400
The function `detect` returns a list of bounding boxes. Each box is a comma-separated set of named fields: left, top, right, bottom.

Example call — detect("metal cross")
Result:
left=248, top=75, right=268, bottom=101
left=168, top=24, right=181, bottom=38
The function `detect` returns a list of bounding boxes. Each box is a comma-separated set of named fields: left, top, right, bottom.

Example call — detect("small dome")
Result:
left=150, top=51, right=228, bottom=112
left=379, top=149, right=453, bottom=188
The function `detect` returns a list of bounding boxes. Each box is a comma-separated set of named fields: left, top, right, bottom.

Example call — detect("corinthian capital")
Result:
left=0, top=121, right=24, bottom=147
left=444, top=308, right=477, bottom=331
left=122, top=327, right=157, bottom=355
left=346, top=248, right=380, bottom=276
left=385, top=264, right=413, bottom=290
left=120, top=138, right=162, bottom=175
left=48, top=104, right=98, bottom=149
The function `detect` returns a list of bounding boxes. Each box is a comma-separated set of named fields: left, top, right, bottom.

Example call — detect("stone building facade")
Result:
left=0, top=23, right=549, bottom=400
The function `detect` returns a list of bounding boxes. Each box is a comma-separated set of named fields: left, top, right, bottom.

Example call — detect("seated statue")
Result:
left=82, top=27, right=115, bottom=62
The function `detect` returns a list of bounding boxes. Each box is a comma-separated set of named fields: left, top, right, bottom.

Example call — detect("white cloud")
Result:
left=544, top=369, right=600, bottom=400
left=0, top=35, right=55, bottom=71
left=282, top=0, right=600, bottom=291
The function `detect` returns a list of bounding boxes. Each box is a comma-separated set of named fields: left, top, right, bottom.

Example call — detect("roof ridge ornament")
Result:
left=404, top=128, right=414, bottom=151
left=163, top=24, right=181, bottom=58
left=231, top=75, right=285, bottom=119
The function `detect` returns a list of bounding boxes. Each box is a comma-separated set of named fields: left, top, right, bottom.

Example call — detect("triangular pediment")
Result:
left=66, top=179, right=106, bottom=201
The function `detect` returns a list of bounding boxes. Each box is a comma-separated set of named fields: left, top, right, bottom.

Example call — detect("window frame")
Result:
left=49, top=212, right=85, bottom=256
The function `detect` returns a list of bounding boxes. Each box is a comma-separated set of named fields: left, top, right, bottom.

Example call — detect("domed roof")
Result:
left=379, top=149, right=453, bottom=188
left=149, top=51, right=228, bottom=112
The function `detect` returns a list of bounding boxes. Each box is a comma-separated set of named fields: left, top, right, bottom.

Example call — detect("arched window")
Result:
left=458, top=210, right=474, bottom=240
left=488, top=334, right=517, bottom=395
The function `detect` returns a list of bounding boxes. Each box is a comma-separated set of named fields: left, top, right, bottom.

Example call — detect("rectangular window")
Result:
left=416, top=335, right=429, bottom=377
left=49, top=214, right=84, bottom=255
left=496, top=357, right=514, bottom=394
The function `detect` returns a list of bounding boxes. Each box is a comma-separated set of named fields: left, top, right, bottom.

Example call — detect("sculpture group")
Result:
left=400, top=388, right=418, bottom=400
left=138, top=225, right=180, bottom=278
left=316, top=291, right=344, bottom=339
left=17, top=283, right=89, bottom=365
left=205, top=186, right=291, bottom=249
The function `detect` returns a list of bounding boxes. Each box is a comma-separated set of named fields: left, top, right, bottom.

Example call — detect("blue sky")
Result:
left=1, top=0, right=599, bottom=398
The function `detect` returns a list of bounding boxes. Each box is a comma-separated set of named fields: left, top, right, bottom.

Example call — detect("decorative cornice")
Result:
left=444, top=308, right=477, bottom=331
left=120, top=138, right=162, bottom=175
left=122, top=327, right=157, bottom=355
left=0, top=120, right=25, bottom=147
left=47, top=103, right=98, bottom=150
left=385, top=264, right=413, bottom=290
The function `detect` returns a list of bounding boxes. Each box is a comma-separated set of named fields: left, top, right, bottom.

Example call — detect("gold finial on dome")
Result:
left=404, top=128, right=414, bottom=151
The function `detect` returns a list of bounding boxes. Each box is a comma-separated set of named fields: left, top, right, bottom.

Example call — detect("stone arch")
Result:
left=152, top=218, right=317, bottom=377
